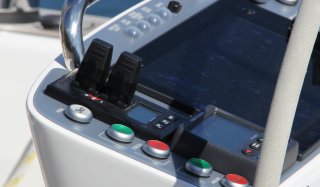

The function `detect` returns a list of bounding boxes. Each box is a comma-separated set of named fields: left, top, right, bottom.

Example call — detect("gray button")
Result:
left=157, top=8, right=172, bottom=20
left=142, top=140, right=170, bottom=159
left=147, top=14, right=162, bottom=25
left=106, top=124, right=135, bottom=143
left=124, top=26, right=142, bottom=38
left=64, top=104, right=92, bottom=123
left=277, top=0, right=298, bottom=6
left=220, top=174, right=249, bottom=187
left=185, top=158, right=212, bottom=177
left=135, top=20, right=152, bottom=32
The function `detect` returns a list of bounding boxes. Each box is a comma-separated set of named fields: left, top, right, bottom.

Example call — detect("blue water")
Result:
left=40, top=0, right=141, bottom=17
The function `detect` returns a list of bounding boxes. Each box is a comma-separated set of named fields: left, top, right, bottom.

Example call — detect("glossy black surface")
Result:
left=135, top=0, right=320, bottom=156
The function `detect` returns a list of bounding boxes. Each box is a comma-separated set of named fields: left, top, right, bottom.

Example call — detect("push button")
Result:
left=242, top=148, right=254, bottom=156
left=147, top=14, right=162, bottom=25
left=124, top=26, right=142, bottom=38
left=185, top=158, right=212, bottom=177
left=157, top=8, right=172, bottom=20
left=142, top=140, right=170, bottom=159
left=221, top=174, right=249, bottom=187
left=135, top=20, right=151, bottom=32
left=250, top=142, right=261, bottom=150
left=257, top=137, right=263, bottom=143
left=153, top=123, right=167, bottom=130
left=166, top=115, right=176, bottom=121
left=167, top=1, right=182, bottom=13
left=161, top=119, right=171, bottom=125
left=106, top=124, right=134, bottom=143
left=64, top=104, right=92, bottom=123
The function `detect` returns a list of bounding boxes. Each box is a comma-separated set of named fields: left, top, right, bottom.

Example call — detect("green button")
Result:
left=190, top=158, right=212, bottom=169
left=111, top=124, right=133, bottom=135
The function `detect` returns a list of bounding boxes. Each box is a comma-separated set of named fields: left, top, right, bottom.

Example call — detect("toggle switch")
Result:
left=72, top=38, right=113, bottom=95
left=103, top=51, right=142, bottom=108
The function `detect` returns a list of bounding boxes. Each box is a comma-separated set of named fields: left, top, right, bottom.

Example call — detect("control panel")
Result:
left=27, top=0, right=308, bottom=187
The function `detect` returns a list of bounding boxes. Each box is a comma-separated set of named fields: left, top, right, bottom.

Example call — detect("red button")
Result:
left=226, top=174, right=248, bottom=185
left=242, top=148, right=254, bottom=156
left=147, top=140, right=169, bottom=151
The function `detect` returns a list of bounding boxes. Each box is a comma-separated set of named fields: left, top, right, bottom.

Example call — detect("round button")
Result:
left=147, top=14, right=162, bottom=25
left=257, top=137, right=264, bottom=143
left=277, top=0, right=298, bottom=6
left=242, top=148, right=254, bottom=156
left=167, top=1, right=182, bottom=13
left=124, top=26, right=142, bottom=38
left=221, top=174, right=249, bottom=187
left=142, top=140, right=170, bottom=159
left=64, top=104, right=92, bottom=123
left=106, top=124, right=134, bottom=143
left=157, top=8, right=172, bottom=20
left=185, top=158, right=212, bottom=177
left=135, top=20, right=152, bottom=32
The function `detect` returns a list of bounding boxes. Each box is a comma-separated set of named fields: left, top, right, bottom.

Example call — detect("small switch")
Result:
left=161, top=119, right=171, bottom=125
left=142, top=140, right=170, bottom=159
left=64, top=104, right=93, bottom=123
left=166, top=115, right=176, bottom=121
left=221, top=174, right=249, bottom=187
left=73, top=38, right=113, bottom=95
left=167, top=1, right=182, bottom=13
left=153, top=123, right=167, bottom=130
left=250, top=142, right=261, bottom=150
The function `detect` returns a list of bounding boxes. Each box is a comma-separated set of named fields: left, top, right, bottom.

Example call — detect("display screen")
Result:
left=135, top=0, right=320, bottom=155
left=128, top=105, right=160, bottom=124
left=191, top=115, right=259, bottom=152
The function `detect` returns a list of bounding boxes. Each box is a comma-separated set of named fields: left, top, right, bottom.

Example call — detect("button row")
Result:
left=125, top=7, right=172, bottom=38
left=63, top=108, right=249, bottom=184
left=105, top=124, right=171, bottom=159
left=242, top=137, right=263, bottom=156
left=153, top=115, right=176, bottom=130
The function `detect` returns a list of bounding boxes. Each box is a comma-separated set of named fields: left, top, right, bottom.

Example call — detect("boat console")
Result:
left=27, top=0, right=320, bottom=186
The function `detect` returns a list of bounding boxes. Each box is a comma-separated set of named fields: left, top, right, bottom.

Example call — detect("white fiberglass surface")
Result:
left=0, top=31, right=60, bottom=186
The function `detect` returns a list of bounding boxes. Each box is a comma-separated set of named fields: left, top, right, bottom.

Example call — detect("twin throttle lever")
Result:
left=72, top=39, right=142, bottom=109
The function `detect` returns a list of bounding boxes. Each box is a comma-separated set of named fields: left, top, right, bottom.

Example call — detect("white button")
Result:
left=135, top=20, right=152, bottom=32
left=125, top=26, right=142, bottom=38
left=147, top=14, right=162, bottom=25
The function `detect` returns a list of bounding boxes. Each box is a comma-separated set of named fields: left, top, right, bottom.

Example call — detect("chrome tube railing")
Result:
left=60, top=0, right=95, bottom=71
